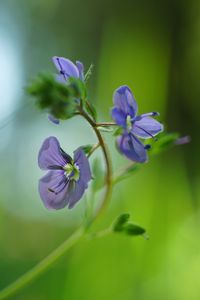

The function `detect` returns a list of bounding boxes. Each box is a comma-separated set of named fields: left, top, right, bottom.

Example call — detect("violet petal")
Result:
left=117, top=132, right=148, bottom=163
left=133, top=116, right=163, bottom=139
left=38, top=136, right=70, bottom=170
left=113, top=85, right=138, bottom=118
left=39, top=170, right=69, bottom=210
left=52, top=56, right=79, bottom=79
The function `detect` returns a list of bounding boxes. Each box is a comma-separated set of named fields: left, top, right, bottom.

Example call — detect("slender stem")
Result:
left=87, top=143, right=100, bottom=158
left=0, top=109, right=113, bottom=300
left=0, top=228, right=84, bottom=300
left=86, top=227, right=112, bottom=240
left=77, top=109, right=113, bottom=222
left=95, top=122, right=117, bottom=127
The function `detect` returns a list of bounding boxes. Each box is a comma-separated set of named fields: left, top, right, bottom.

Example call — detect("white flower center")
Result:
left=63, top=163, right=80, bottom=181
left=126, top=115, right=132, bottom=131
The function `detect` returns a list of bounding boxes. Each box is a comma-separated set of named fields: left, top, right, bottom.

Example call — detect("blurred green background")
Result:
left=0, top=0, right=199, bottom=299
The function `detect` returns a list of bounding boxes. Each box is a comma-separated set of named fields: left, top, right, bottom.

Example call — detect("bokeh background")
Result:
left=0, top=0, right=200, bottom=299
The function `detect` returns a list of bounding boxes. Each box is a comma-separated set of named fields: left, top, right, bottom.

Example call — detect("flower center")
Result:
left=126, top=115, right=133, bottom=131
left=63, top=163, right=80, bottom=181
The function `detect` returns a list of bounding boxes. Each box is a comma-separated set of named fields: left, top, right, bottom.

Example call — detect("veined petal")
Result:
left=113, top=85, right=138, bottom=118
left=76, top=61, right=84, bottom=80
left=111, top=107, right=127, bottom=127
left=60, top=148, right=92, bottom=209
left=52, top=56, right=79, bottom=79
left=74, top=148, right=92, bottom=185
left=38, top=136, right=71, bottom=170
left=133, top=116, right=164, bottom=139
left=39, top=170, right=69, bottom=209
left=135, top=112, right=159, bottom=121
left=117, top=133, right=148, bottom=163
left=68, top=180, right=86, bottom=209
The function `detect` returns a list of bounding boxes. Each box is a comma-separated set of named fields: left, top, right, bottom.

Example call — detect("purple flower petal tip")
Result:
left=76, top=61, right=84, bottom=80
left=48, top=115, right=60, bottom=125
left=175, top=136, right=191, bottom=145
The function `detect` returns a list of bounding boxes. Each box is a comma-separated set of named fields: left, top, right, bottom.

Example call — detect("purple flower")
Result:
left=38, top=137, right=91, bottom=209
left=52, top=56, right=84, bottom=83
left=112, top=86, right=164, bottom=163
left=48, top=57, right=84, bottom=124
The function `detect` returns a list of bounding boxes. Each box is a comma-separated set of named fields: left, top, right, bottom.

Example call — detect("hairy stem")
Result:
left=0, top=109, right=113, bottom=300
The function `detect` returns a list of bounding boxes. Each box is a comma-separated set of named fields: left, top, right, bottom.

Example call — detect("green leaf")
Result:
left=84, top=64, right=94, bottom=82
left=81, top=144, right=94, bottom=155
left=91, top=158, right=104, bottom=192
left=124, top=223, right=146, bottom=236
left=113, top=127, right=123, bottom=136
left=68, top=77, right=87, bottom=100
left=113, top=213, right=130, bottom=232
left=112, top=213, right=147, bottom=238
left=150, top=132, right=179, bottom=155
left=85, top=101, right=97, bottom=121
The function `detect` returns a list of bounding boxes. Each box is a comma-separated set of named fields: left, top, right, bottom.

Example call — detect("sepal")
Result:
left=27, top=73, right=76, bottom=120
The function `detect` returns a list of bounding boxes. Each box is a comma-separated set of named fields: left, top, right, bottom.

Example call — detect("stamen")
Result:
left=144, top=144, right=151, bottom=150
left=152, top=112, right=159, bottom=116
left=126, top=115, right=133, bottom=131
left=63, top=163, right=80, bottom=181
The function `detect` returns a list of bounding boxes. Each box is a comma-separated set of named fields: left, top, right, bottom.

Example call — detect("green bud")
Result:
left=26, top=73, right=77, bottom=120
left=124, top=223, right=146, bottom=236
left=113, top=213, right=130, bottom=232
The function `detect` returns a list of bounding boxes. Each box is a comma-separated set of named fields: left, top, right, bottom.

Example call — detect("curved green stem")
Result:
left=78, top=109, right=113, bottom=222
left=0, top=109, right=113, bottom=300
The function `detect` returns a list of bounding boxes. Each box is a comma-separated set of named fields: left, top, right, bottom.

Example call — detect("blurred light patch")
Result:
left=0, top=32, right=22, bottom=121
